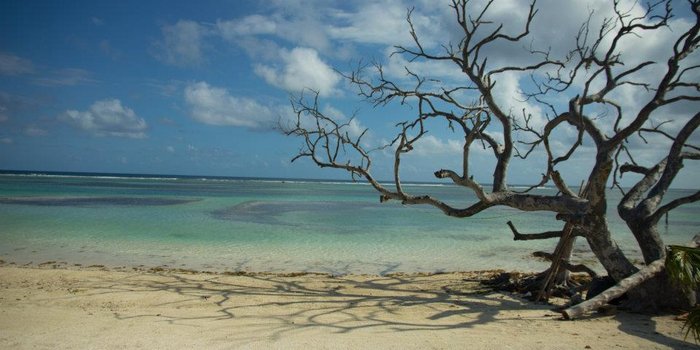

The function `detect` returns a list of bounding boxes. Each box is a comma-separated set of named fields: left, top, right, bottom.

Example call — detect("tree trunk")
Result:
left=625, top=271, right=696, bottom=311
left=628, top=219, right=666, bottom=264
left=587, top=217, right=696, bottom=311
left=625, top=220, right=696, bottom=310
left=553, top=235, right=575, bottom=283
left=584, top=217, right=638, bottom=281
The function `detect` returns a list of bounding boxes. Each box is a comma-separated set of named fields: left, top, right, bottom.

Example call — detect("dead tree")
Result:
left=284, top=0, right=700, bottom=310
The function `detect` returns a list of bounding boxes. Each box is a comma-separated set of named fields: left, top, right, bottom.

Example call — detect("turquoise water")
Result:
left=0, top=173, right=697, bottom=275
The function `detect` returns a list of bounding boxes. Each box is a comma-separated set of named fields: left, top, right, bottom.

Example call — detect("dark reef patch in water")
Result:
left=0, top=196, right=201, bottom=207
left=211, top=200, right=381, bottom=225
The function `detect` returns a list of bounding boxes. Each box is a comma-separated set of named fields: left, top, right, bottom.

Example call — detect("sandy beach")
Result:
left=0, top=264, right=695, bottom=349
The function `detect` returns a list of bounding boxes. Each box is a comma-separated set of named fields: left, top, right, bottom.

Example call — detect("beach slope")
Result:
left=0, top=266, right=694, bottom=349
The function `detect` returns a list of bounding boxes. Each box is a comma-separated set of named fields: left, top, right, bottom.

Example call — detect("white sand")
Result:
left=0, top=266, right=694, bottom=349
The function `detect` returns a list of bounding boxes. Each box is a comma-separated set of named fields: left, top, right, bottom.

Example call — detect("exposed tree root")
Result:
left=532, top=251, right=598, bottom=278
left=562, top=258, right=665, bottom=319
left=480, top=269, right=591, bottom=300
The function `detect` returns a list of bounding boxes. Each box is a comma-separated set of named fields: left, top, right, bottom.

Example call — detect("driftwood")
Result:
left=562, top=258, right=665, bottom=320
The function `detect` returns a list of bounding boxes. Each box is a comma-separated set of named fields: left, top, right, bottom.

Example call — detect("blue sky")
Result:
left=1, top=0, right=697, bottom=188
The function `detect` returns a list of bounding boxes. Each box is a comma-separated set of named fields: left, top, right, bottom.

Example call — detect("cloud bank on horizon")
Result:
left=0, top=0, right=697, bottom=188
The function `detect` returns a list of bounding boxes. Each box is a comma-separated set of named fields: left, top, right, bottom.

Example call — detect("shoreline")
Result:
left=0, top=258, right=525, bottom=278
left=0, top=264, right=695, bottom=349
left=0, top=252, right=559, bottom=276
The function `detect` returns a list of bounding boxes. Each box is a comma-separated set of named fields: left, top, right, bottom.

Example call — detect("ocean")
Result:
left=0, top=171, right=697, bottom=275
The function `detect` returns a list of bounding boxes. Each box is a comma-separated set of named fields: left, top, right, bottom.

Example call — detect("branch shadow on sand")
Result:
left=74, top=269, right=547, bottom=342
left=63, top=267, right=696, bottom=348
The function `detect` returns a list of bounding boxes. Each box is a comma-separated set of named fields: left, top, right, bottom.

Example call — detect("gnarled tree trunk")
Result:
left=284, top=0, right=700, bottom=313
left=626, top=222, right=696, bottom=310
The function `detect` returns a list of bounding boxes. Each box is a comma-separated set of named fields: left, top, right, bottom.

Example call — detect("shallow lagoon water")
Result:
left=0, top=173, right=697, bottom=275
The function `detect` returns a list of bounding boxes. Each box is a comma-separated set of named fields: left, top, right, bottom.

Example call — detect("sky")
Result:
left=0, top=0, right=697, bottom=188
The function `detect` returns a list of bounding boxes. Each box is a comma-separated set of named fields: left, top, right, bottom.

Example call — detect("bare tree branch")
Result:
left=507, top=221, right=563, bottom=240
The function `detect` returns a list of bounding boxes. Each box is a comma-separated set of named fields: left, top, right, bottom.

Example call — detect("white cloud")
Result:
left=24, top=126, right=48, bottom=137
left=184, top=81, right=276, bottom=128
left=61, top=99, right=148, bottom=138
left=147, top=79, right=185, bottom=97
left=0, top=53, right=34, bottom=75
left=254, top=47, right=340, bottom=96
left=327, top=1, right=436, bottom=47
left=33, top=68, right=95, bottom=87
left=279, top=100, right=369, bottom=147
left=217, top=15, right=277, bottom=38
left=410, top=135, right=463, bottom=156
left=321, top=104, right=347, bottom=120
left=226, top=12, right=331, bottom=52
left=0, top=92, right=37, bottom=122
left=491, top=71, right=545, bottom=127
left=0, top=137, right=13, bottom=144
left=153, top=20, right=209, bottom=67
left=319, top=104, right=367, bottom=139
